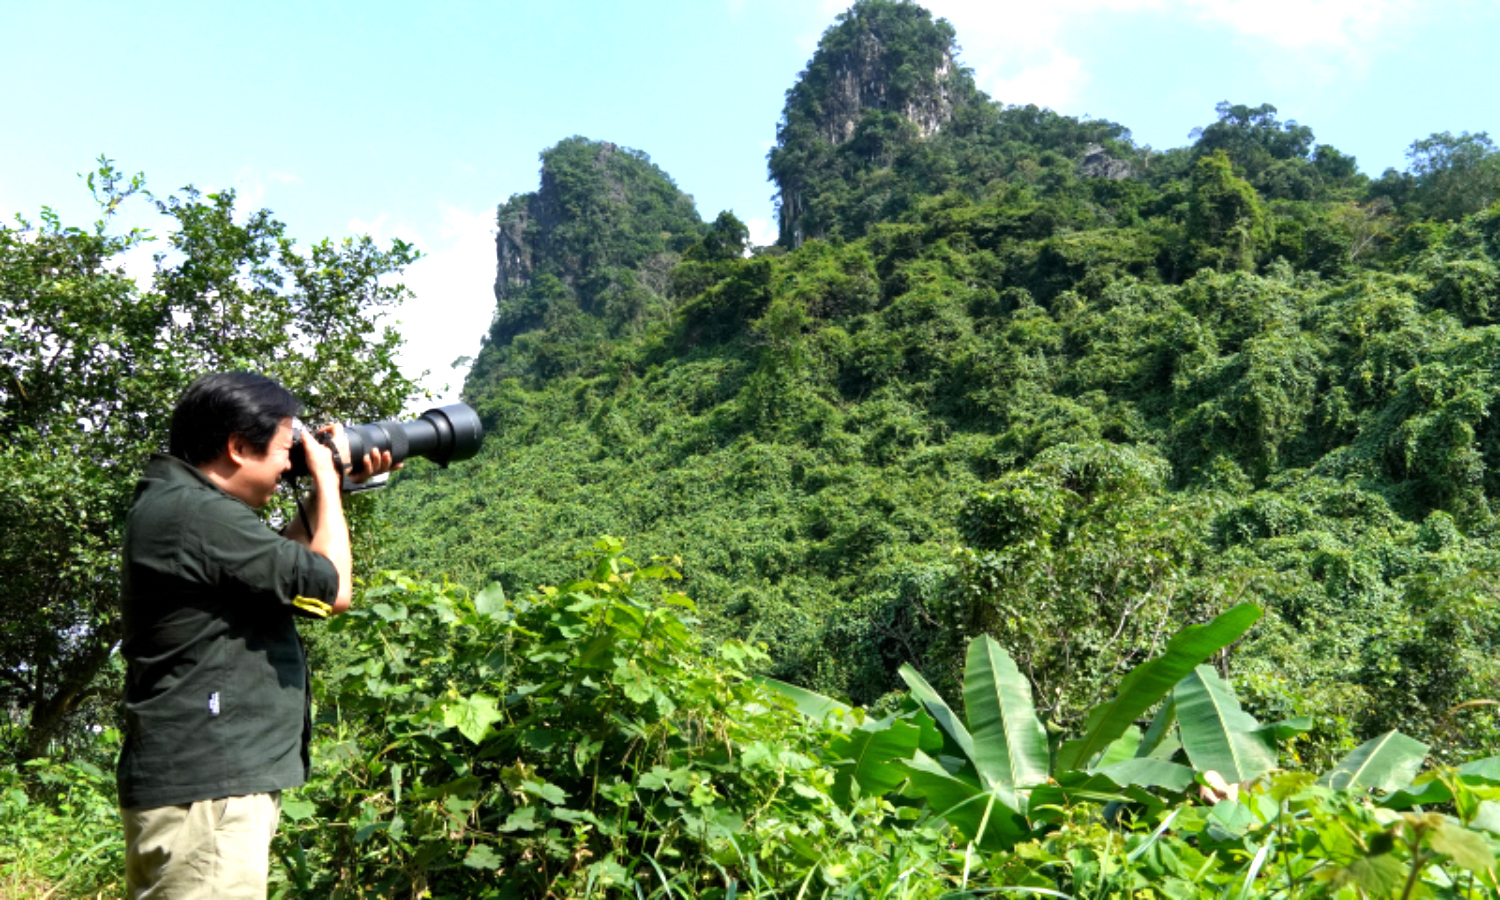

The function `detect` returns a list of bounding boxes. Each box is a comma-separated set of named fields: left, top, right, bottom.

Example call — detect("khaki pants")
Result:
left=121, top=792, right=282, bottom=900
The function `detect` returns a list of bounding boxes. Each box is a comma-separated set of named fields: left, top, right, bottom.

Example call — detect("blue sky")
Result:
left=2, top=0, right=1496, bottom=402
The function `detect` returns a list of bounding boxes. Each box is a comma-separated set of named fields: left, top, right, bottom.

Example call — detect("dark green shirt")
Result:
left=116, top=453, right=340, bottom=809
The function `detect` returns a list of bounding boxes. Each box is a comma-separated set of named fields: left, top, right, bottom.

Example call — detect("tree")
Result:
left=1185, top=150, right=1269, bottom=273
left=0, top=160, right=423, bottom=762
left=1404, top=130, right=1500, bottom=221
left=690, top=210, right=751, bottom=262
left=1191, top=103, right=1315, bottom=172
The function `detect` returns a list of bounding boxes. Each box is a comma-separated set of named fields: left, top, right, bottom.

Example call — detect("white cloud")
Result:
left=985, top=50, right=1089, bottom=111
left=365, top=207, right=497, bottom=410
left=1189, top=0, right=1417, bottom=50
left=915, top=0, right=1418, bottom=110
left=745, top=216, right=778, bottom=248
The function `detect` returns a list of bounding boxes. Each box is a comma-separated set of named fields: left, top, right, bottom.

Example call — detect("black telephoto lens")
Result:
left=286, top=403, right=484, bottom=479
left=344, top=404, right=484, bottom=474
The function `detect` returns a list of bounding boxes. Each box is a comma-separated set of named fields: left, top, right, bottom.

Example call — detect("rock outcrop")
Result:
left=1078, top=143, right=1134, bottom=181
left=769, top=1, right=978, bottom=246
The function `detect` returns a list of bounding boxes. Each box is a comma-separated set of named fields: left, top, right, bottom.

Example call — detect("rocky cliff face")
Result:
left=493, top=203, right=532, bottom=306
left=483, top=137, right=703, bottom=353
left=769, top=1, right=975, bottom=246
left=493, top=141, right=633, bottom=309
left=814, top=31, right=958, bottom=147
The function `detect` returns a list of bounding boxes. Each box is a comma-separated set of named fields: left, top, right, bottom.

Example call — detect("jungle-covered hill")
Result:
left=374, top=0, right=1500, bottom=763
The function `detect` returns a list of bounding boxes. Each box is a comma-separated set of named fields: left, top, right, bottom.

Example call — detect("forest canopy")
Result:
left=6, top=1, right=1500, bottom=896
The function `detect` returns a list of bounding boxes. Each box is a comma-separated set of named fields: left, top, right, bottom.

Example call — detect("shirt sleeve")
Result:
left=192, top=496, right=341, bottom=617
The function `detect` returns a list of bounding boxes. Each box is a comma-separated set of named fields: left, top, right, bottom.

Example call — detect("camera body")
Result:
left=286, top=403, right=484, bottom=486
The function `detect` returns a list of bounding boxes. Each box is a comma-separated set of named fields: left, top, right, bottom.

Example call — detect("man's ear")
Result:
left=225, top=433, right=255, bottom=468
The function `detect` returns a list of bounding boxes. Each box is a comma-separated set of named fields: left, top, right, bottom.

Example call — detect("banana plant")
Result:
left=762, top=602, right=1332, bottom=850
left=764, top=599, right=1500, bottom=865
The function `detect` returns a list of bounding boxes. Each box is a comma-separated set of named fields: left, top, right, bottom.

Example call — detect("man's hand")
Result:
left=350, top=447, right=402, bottom=484
left=302, top=424, right=344, bottom=494
left=318, top=425, right=402, bottom=486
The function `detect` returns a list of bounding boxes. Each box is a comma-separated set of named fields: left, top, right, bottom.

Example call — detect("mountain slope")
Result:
left=375, top=0, right=1500, bottom=761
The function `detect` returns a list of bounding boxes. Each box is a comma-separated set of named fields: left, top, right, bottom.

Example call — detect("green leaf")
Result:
left=896, top=751, right=1030, bottom=851
left=1257, top=716, right=1314, bottom=741
left=1429, top=820, right=1496, bottom=872
left=1174, top=665, right=1276, bottom=783
left=520, top=779, right=570, bottom=805
left=899, top=663, right=977, bottom=771
left=1384, top=756, right=1500, bottom=810
left=280, top=795, right=316, bottom=821
left=441, top=693, right=502, bottom=745
left=963, top=636, right=1050, bottom=806
left=757, top=676, right=851, bottom=723
left=1136, top=697, right=1178, bottom=760
left=500, top=806, right=539, bottom=832
left=1095, top=726, right=1142, bottom=769
left=463, top=843, right=503, bottom=870
left=1096, top=757, right=1196, bottom=792
left=1320, top=730, right=1428, bottom=793
left=1459, top=756, right=1500, bottom=782
left=474, top=582, right=507, bottom=618
left=1206, top=799, right=1255, bottom=837
left=1027, top=770, right=1141, bottom=818
left=1327, top=853, right=1406, bottom=896
left=370, top=601, right=407, bottom=622
left=1471, top=800, right=1500, bottom=835
left=828, top=716, right=921, bottom=805
left=1056, top=603, right=1262, bottom=772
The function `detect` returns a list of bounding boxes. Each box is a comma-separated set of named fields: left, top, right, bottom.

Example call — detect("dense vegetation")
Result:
left=379, top=0, right=1500, bottom=765
left=0, top=163, right=422, bottom=764
left=6, top=0, right=1500, bottom=895
left=7, top=543, right=1500, bottom=897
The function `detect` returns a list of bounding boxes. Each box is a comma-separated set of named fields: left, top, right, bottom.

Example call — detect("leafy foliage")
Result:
left=0, top=161, right=422, bottom=763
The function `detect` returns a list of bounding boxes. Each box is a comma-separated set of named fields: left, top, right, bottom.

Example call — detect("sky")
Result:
left=2, top=0, right=1496, bottom=406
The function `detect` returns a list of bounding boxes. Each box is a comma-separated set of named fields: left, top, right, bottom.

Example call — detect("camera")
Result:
left=286, top=403, right=484, bottom=487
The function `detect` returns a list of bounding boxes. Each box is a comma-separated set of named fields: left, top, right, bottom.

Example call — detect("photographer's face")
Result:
left=230, top=418, right=295, bottom=508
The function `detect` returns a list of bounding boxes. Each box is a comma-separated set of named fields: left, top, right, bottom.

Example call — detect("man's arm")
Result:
left=295, top=427, right=353, bottom=613
left=283, top=434, right=398, bottom=615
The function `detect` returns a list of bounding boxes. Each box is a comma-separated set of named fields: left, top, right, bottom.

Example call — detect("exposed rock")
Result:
left=483, top=136, right=702, bottom=353
left=769, top=2, right=975, bottom=246
left=1079, top=143, right=1134, bottom=181
left=493, top=205, right=532, bottom=306
left=817, top=33, right=958, bottom=148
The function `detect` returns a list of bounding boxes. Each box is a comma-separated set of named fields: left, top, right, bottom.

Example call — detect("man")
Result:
left=117, top=372, right=395, bottom=899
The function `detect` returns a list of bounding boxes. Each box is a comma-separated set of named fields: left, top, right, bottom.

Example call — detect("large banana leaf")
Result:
left=827, top=716, right=923, bottom=806
left=1174, top=665, right=1277, bottom=783
left=897, top=751, right=1031, bottom=851
left=1055, top=603, right=1262, bottom=772
left=1096, top=757, right=1196, bottom=792
left=1320, top=730, right=1429, bottom=793
left=899, top=663, right=977, bottom=774
left=1029, top=770, right=1166, bottom=823
left=1135, top=697, right=1180, bottom=761
left=1095, top=726, right=1143, bottom=769
left=1384, top=756, right=1500, bottom=809
left=757, top=676, right=851, bottom=724
left=963, top=636, right=1049, bottom=809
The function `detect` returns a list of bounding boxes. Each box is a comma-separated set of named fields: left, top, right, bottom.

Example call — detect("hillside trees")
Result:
left=1403, top=131, right=1500, bottom=221
left=471, top=137, right=707, bottom=389
left=0, top=161, right=421, bottom=762
left=366, top=0, right=1500, bottom=763
left=1184, top=151, right=1270, bottom=273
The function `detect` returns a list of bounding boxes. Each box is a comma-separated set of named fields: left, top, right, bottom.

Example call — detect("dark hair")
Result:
left=169, top=372, right=303, bottom=465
